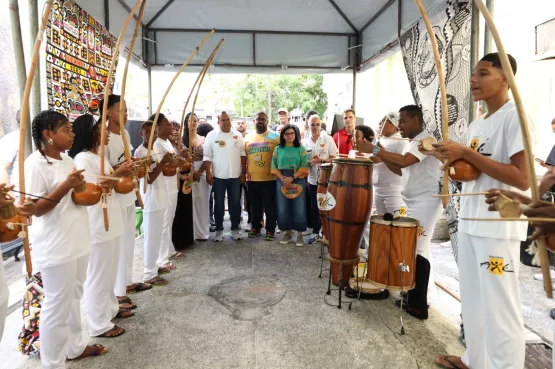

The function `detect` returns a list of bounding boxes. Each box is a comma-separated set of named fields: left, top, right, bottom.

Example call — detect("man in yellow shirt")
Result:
left=244, top=112, right=280, bottom=240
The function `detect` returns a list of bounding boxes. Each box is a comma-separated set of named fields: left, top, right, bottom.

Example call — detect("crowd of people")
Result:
left=0, top=52, right=554, bottom=369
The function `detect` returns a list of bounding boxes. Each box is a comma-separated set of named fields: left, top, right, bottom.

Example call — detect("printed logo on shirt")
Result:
left=417, top=226, right=427, bottom=238
left=480, top=256, right=515, bottom=275
left=217, top=140, right=227, bottom=148
left=320, top=144, right=325, bottom=148
left=470, top=136, right=492, bottom=156
left=398, top=207, right=407, bottom=217
left=248, top=142, right=270, bottom=154
left=253, top=154, right=265, bottom=168
left=233, top=135, right=238, bottom=140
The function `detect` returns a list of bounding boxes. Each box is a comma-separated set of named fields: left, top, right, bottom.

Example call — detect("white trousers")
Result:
left=0, top=259, right=8, bottom=343
left=84, top=239, right=120, bottom=337
left=404, top=197, right=443, bottom=302
left=459, top=232, right=525, bottom=369
left=115, top=205, right=137, bottom=296
left=363, top=193, right=406, bottom=248
left=192, top=166, right=212, bottom=240
left=40, top=254, right=89, bottom=369
left=157, top=196, right=178, bottom=266
left=144, top=210, right=164, bottom=280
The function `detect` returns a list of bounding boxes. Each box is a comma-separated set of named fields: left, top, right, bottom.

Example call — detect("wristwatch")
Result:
left=372, top=145, right=380, bottom=155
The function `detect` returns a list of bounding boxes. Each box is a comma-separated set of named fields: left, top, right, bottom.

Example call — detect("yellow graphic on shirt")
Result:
left=487, top=257, right=504, bottom=275
left=218, top=140, right=226, bottom=148
left=399, top=207, right=407, bottom=217
left=253, top=154, right=265, bottom=168
left=469, top=138, right=480, bottom=151
left=418, top=226, right=424, bottom=237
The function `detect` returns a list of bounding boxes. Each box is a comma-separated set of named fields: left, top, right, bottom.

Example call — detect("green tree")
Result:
left=233, top=74, right=327, bottom=125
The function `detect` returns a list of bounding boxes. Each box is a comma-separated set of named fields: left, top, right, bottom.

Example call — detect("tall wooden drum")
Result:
left=367, top=215, right=418, bottom=290
left=316, top=163, right=333, bottom=240
left=327, top=158, right=373, bottom=286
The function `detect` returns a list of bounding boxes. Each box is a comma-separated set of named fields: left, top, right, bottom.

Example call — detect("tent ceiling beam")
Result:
left=148, top=28, right=355, bottom=37
left=360, top=0, right=395, bottom=34
left=150, top=63, right=343, bottom=70
left=326, top=0, right=358, bottom=33
left=116, top=0, right=146, bottom=28
left=146, top=0, right=176, bottom=28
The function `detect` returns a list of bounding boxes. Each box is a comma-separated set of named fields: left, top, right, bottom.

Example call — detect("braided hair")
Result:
left=31, top=110, right=69, bottom=165
left=68, top=114, right=100, bottom=158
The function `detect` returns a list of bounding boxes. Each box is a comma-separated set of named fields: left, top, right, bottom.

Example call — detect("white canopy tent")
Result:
left=77, top=0, right=446, bottom=74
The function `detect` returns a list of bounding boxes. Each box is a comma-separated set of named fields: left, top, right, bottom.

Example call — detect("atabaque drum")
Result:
left=327, top=158, right=373, bottom=286
left=316, top=163, right=333, bottom=240
left=367, top=215, right=419, bottom=290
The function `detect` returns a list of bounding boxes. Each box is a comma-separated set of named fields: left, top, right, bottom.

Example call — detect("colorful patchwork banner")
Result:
left=46, top=0, right=117, bottom=121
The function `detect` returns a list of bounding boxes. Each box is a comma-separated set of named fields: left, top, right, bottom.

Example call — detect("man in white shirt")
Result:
left=369, top=105, right=443, bottom=320
left=203, top=112, right=247, bottom=242
left=431, top=53, right=528, bottom=369
left=304, top=115, right=338, bottom=244
left=374, top=112, right=407, bottom=216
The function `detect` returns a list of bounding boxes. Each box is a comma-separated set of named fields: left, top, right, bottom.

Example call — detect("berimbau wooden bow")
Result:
left=119, top=0, right=145, bottom=208
left=414, top=0, right=449, bottom=208
left=472, top=0, right=552, bottom=298
left=176, top=40, right=225, bottom=191
left=144, top=30, right=216, bottom=192
left=99, top=0, right=142, bottom=230
left=18, top=0, right=54, bottom=278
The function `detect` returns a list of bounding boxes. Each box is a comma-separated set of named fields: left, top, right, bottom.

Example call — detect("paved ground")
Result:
left=0, top=218, right=552, bottom=369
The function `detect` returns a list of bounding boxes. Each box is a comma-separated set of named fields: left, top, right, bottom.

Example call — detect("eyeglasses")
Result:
left=284, top=132, right=295, bottom=136
left=310, top=124, right=321, bottom=127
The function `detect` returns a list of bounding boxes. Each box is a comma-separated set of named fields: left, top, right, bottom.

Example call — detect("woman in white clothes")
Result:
left=26, top=110, right=108, bottom=368
left=101, top=94, right=152, bottom=310
left=183, top=113, right=212, bottom=241
left=69, top=114, right=135, bottom=337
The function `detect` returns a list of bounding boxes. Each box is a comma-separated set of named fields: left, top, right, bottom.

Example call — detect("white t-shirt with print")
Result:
left=203, top=129, right=246, bottom=179
left=153, top=138, right=178, bottom=197
left=459, top=101, right=529, bottom=240
left=400, top=131, right=442, bottom=200
left=73, top=151, right=123, bottom=244
left=135, top=145, right=168, bottom=213
left=375, top=132, right=407, bottom=195
left=105, top=129, right=136, bottom=207
left=24, top=151, right=91, bottom=269
left=304, top=134, right=338, bottom=185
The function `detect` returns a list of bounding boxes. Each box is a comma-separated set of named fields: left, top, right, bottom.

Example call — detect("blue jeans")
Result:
left=213, top=177, right=241, bottom=231
left=276, top=170, right=307, bottom=232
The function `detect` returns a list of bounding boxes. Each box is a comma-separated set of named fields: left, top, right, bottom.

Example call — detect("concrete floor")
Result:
left=0, top=220, right=553, bottom=369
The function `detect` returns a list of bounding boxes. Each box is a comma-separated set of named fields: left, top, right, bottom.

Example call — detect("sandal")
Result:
left=68, top=344, right=108, bottom=360
left=145, top=276, right=169, bottom=286
left=162, top=262, right=176, bottom=270
left=158, top=266, right=171, bottom=275
left=114, top=308, right=134, bottom=319
left=126, top=282, right=152, bottom=294
left=95, top=325, right=126, bottom=338
left=435, top=355, right=468, bottom=369
left=169, top=251, right=186, bottom=260
left=118, top=297, right=137, bottom=310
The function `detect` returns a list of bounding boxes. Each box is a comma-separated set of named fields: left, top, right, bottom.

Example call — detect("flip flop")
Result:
left=95, top=325, right=126, bottom=338
left=118, top=297, right=137, bottom=310
left=435, top=355, right=467, bottom=369
left=114, top=308, right=134, bottom=319
left=145, top=276, right=169, bottom=286
left=169, top=251, right=186, bottom=260
left=68, top=344, right=108, bottom=360
left=126, top=282, right=152, bottom=294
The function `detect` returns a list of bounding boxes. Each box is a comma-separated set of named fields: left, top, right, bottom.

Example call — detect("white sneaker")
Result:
left=231, top=230, right=242, bottom=240
left=280, top=231, right=292, bottom=244
left=533, top=269, right=555, bottom=281
left=214, top=231, right=223, bottom=242
left=296, top=232, right=304, bottom=247
left=440, top=240, right=452, bottom=247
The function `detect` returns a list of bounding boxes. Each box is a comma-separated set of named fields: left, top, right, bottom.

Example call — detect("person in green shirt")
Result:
left=271, top=124, right=309, bottom=246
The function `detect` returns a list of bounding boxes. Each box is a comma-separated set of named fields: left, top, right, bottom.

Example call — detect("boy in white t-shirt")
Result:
left=431, top=53, right=528, bottom=369
left=135, top=120, right=174, bottom=286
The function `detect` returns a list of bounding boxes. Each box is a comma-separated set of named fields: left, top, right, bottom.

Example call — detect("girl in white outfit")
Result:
left=69, top=114, right=135, bottom=338
left=26, top=110, right=108, bottom=368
